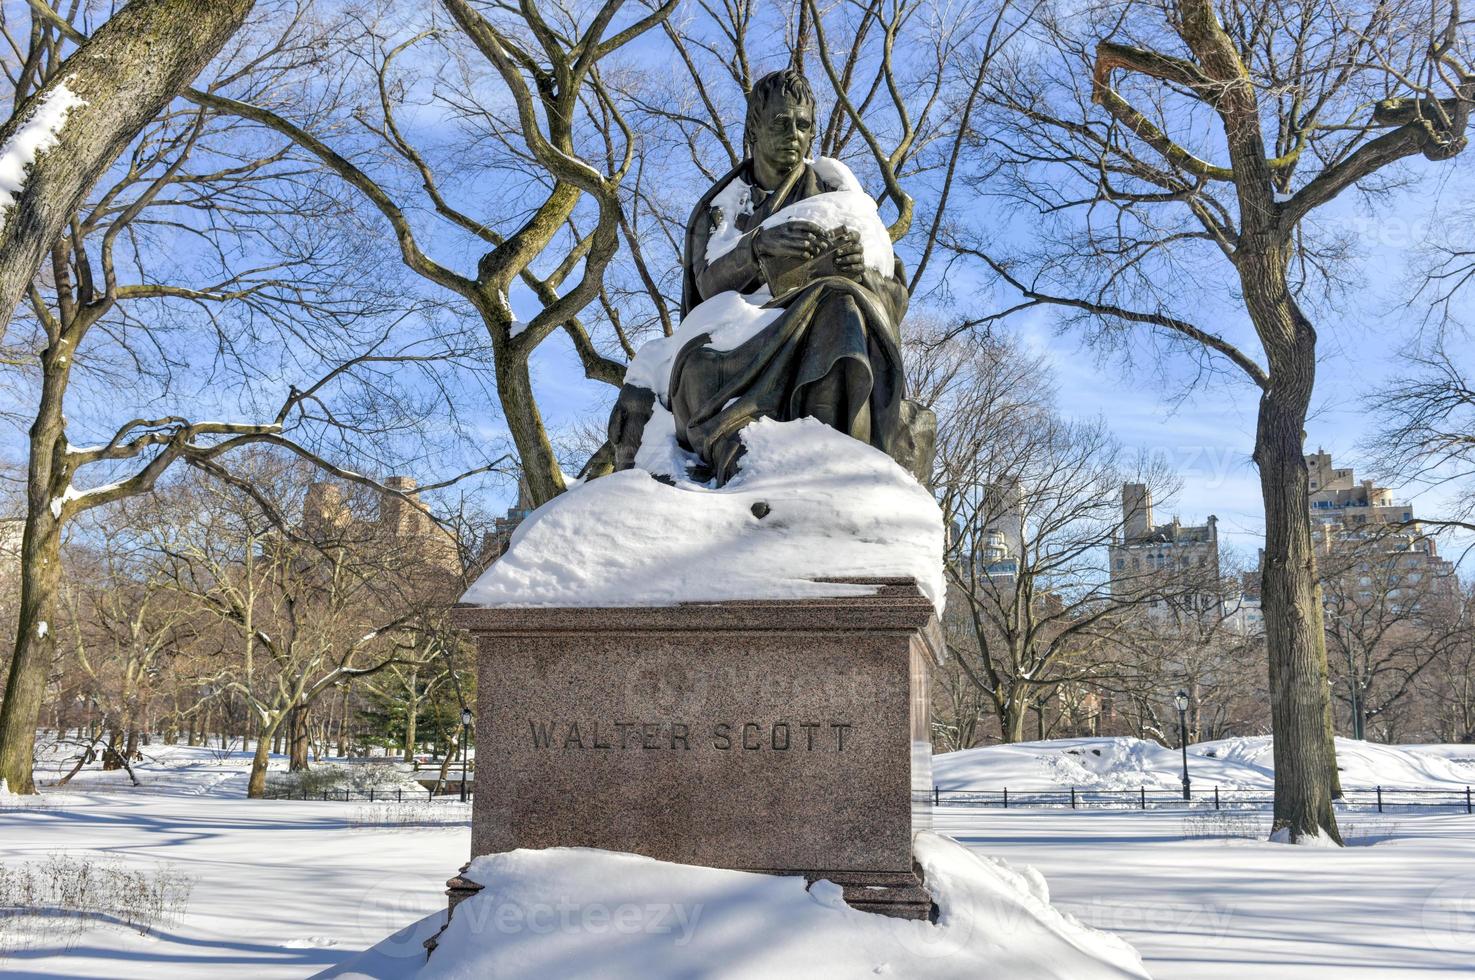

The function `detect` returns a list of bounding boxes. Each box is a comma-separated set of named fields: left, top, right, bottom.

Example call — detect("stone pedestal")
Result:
left=447, top=577, right=939, bottom=924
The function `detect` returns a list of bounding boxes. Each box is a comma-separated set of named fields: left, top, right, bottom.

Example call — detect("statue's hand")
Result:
left=833, top=230, right=865, bottom=280
left=753, top=220, right=826, bottom=261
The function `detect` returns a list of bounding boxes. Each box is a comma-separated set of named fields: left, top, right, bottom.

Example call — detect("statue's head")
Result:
left=745, top=68, right=816, bottom=187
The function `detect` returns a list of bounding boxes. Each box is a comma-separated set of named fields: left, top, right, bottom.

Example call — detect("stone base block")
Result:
left=809, top=866, right=933, bottom=919
left=437, top=578, right=940, bottom=946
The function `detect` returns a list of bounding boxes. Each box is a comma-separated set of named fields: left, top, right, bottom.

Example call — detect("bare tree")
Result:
left=933, top=330, right=1181, bottom=741
left=190, top=0, right=681, bottom=506
left=1369, top=344, right=1475, bottom=537
left=1410, top=184, right=1475, bottom=331
left=1418, top=582, right=1475, bottom=742
left=54, top=518, right=194, bottom=782
left=1321, top=532, right=1468, bottom=741
left=955, top=0, right=1472, bottom=843
left=930, top=654, right=995, bottom=751
left=361, top=654, right=458, bottom=761
left=1108, top=553, right=1268, bottom=744
left=0, top=0, right=254, bottom=336
left=0, top=5, right=500, bottom=794
left=144, top=457, right=458, bottom=797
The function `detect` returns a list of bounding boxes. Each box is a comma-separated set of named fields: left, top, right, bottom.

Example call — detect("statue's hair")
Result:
left=744, top=68, right=816, bottom=156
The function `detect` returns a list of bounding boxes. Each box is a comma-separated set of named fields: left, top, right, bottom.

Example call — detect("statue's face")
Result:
left=752, top=95, right=815, bottom=177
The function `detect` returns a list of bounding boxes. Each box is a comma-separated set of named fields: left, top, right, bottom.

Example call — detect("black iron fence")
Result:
left=262, top=782, right=1473, bottom=812
left=261, top=785, right=474, bottom=802
left=932, top=785, right=1475, bottom=813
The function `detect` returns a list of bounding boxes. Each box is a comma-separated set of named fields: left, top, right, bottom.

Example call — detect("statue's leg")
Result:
left=805, top=365, right=871, bottom=442
left=795, top=292, right=873, bottom=441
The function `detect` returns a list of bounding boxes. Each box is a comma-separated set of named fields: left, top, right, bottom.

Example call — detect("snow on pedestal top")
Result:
left=461, top=417, right=945, bottom=612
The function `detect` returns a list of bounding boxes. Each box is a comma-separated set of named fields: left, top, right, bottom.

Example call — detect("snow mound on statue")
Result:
left=626, top=156, right=894, bottom=398
left=758, top=188, right=894, bottom=276
left=621, top=289, right=782, bottom=394
left=703, top=154, right=885, bottom=270
left=461, top=417, right=944, bottom=612
left=324, top=833, right=1148, bottom=980
left=933, top=735, right=1475, bottom=792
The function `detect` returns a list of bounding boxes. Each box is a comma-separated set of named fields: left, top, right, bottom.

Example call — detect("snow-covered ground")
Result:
left=936, top=805, right=1475, bottom=978
left=1, top=790, right=467, bottom=978
left=3, top=738, right=1474, bottom=978
left=26, top=739, right=421, bottom=796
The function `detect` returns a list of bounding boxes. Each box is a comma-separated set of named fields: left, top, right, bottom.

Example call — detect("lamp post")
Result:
left=1174, top=690, right=1191, bottom=801
left=459, top=707, right=473, bottom=804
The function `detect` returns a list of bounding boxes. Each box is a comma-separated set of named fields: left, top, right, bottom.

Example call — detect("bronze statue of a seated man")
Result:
left=606, top=67, right=933, bottom=485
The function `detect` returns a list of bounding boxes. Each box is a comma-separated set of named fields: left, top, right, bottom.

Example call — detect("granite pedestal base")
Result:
left=433, top=578, right=940, bottom=949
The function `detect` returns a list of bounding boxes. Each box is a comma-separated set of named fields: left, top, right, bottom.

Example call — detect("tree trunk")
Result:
left=432, top=732, right=460, bottom=796
left=101, top=730, right=124, bottom=771
left=403, top=668, right=418, bottom=760
left=0, top=445, right=64, bottom=794
left=246, top=723, right=275, bottom=799
left=494, top=342, right=566, bottom=506
left=1251, top=287, right=1343, bottom=843
left=0, top=0, right=255, bottom=337
left=0, top=0, right=257, bottom=797
left=997, top=692, right=1029, bottom=744
left=288, top=706, right=309, bottom=772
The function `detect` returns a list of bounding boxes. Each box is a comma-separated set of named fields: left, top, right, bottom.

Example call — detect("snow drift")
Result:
left=323, top=833, right=1148, bottom=980
left=933, top=735, right=1475, bottom=792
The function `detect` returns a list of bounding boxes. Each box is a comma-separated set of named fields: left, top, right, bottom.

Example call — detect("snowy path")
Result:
left=940, top=807, right=1475, bottom=978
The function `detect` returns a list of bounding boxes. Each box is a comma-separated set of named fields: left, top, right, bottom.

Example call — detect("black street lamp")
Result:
left=1174, top=690, right=1191, bottom=801
left=459, top=707, right=473, bottom=804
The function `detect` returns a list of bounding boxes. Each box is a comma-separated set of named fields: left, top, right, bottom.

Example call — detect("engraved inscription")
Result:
left=528, top=719, right=853, bottom=752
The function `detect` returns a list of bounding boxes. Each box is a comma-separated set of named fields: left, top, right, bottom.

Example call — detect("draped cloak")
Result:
left=607, top=159, right=929, bottom=485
